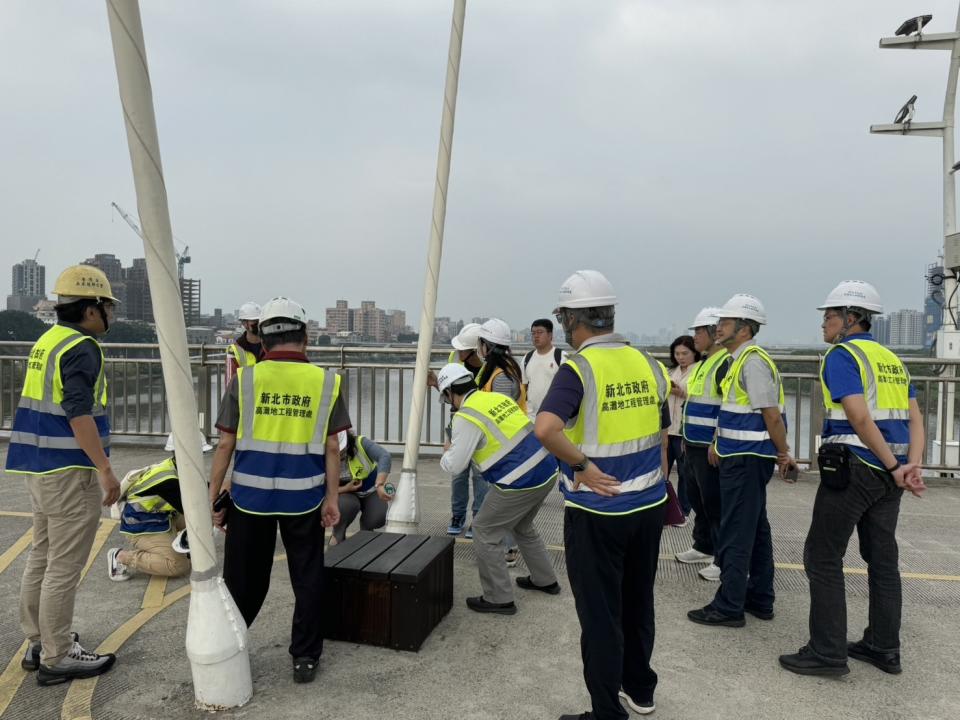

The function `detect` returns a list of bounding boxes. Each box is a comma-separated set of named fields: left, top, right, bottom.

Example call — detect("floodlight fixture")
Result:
left=895, top=14, right=933, bottom=37
left=894, top=94, right=917, bottom=124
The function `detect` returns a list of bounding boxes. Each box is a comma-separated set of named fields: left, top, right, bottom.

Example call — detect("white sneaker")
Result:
left=505, top=547, right=520, bottom=568
left=698, top=562, right=721, bottom=582
left=619, top=689, right=655, bottom=714
left=675, top=548, right=713, bottom=565
left=107, top=548, right=130, bottom=582
left=37, top=641, right=116, bottom=686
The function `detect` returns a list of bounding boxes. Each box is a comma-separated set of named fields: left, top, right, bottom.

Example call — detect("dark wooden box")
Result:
left=322, top=530, right=454, bottom=651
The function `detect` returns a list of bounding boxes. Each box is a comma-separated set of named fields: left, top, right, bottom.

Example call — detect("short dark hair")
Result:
left=55, top=299, right=97, bottom=324
left=531, top=318, right=553, bottom=333
left=668, top=335, right=701, bottom=367
left=262, top=326, right=307, bottom=350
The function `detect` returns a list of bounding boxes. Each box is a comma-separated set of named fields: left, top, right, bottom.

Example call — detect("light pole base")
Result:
left=185, top=576, right=252, bottom=711
left=385, top=468, right=420, bottom=533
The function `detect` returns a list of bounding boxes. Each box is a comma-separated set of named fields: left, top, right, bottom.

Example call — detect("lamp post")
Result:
left=870, top=8, right=960, bottom=464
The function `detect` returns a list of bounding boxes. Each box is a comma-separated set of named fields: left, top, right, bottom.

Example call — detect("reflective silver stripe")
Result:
left=132, top=470, right=178, bottom=495
left=822, top=435, right=910, bottom=456
left=232, top=472, right=325, bottom=491
left=839, top=343, right=879, bottom=407
left=19, top=397, right=68, bottom=416
left=579, top=432, right=661, bottom=458
left=43, top=333, right=84, bottom=398
left=568, top=354, right=600, bottom=447
left=638, top=350, right=669, bottom=402
left=561, top=467, right=662, bottom=495
left=495, top=447, right=550, bottom=486
left=236, top=367, right=338, bottom=454
left=689, top=397, right=721, bottom=407
left=455, top=406, right=511, bottom=446
left=825, top=407, right=910, bottom=421
left=684, top=415, right=718, bottom=427
left=717, top=428, right=770, bottom=442
left=8, top=430, right=109, bottom=449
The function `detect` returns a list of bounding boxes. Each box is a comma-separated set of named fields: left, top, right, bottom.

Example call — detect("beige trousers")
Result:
left=20, top=468, right=102, bottom=665
left=125, top=515, right=189, bottom=577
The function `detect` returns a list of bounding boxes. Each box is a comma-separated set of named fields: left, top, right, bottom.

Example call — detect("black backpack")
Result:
left=523, top=347, right=564, bottom=374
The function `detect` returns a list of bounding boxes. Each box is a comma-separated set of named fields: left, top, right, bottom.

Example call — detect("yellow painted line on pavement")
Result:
left=141, top=575, right=167, bottom=609
left=0, top=529, right=33, bottom=576
left=0, top=511, right=33, bottom=518
left=61, top=585, right=191, bottom=720
left=0, top=642, right=31, bottom=719
left=0, top=519, right=118, bottom=718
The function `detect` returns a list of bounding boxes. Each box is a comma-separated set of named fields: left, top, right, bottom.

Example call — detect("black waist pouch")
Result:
left=818, top=443, right=851, bottom=491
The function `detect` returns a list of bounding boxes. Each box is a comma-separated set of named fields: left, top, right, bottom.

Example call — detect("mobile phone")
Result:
left=213, top=490, right=232, bottom=513
left=784, top=465, right=799, bottom=482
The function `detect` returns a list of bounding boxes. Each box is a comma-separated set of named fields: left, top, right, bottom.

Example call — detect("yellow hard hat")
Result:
left=53, top=265, right=120, bottom=303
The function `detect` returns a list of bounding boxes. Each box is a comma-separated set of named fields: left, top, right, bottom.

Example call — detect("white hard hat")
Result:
left=478, top=318, right=511, bottom=347
left=716, top=293, right=767, bottom=325
left=451, top=322, right=483, bottom=351
left=259, top=296, right=308, bottom=335
left=817, top=280, right=883, bottom=314
left=238, top=302, right=262, bottom=321
left=437, top=363, right=475, bottom=394
left=164, top=430, right=212, bottom=453
left=689, top=306, right=723, bottom=330
left=555, top=270, right=618, bottom=310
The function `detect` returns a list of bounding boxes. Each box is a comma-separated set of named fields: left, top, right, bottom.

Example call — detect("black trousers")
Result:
left=684, top=444, right=721, bottom=555
left=564, top=502, right=666, bottom=720
left=804, top=456, right=903, bottom=662
left=223, top=506, right=326, bottom=660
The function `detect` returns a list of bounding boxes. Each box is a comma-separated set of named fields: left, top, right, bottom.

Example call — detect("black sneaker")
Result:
left=778, top=645, right=849, bottom=677
left=515, top=575, right=561, bottom=595
left=446, top=515, right=465, bottom=536
left=22, top=632, right=80, bottom=672
left=293, top=656, right=319, bottom=684
left=37, top=641, right=115, bottom=686
left=847, top=641, right=902, bottom=674
left=619, top=689, right=656, bottom=715
left=558, top=713, right=592, bottom=720
left=744, top=602, right=775, bottom=621
left=687, top=606, right=745, bottom=628
left=465, top=596, right=517, bottom=615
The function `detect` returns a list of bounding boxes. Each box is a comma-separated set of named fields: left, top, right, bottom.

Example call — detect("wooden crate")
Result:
left=323, top=531, right=454, bottom=651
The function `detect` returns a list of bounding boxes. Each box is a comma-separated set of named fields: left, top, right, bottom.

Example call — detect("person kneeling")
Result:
left=108, top=456, right=190, bottom=581
left=437, top=363, right=561, bottom=615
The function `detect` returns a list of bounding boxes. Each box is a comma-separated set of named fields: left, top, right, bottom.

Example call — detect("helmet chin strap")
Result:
left=834, top=307, right=862, bottom=344
left=96, top=300, right=110, bottom=333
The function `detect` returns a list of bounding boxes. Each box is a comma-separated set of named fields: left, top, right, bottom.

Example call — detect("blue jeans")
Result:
left=711, top=455, right=775, bottom=617
left=451, top=465, right=488, bottom=519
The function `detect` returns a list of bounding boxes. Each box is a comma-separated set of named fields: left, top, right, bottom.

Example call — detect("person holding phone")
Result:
left=780, top=281, right=925, bottom=677
left=330, top=431, right=394, bottom=544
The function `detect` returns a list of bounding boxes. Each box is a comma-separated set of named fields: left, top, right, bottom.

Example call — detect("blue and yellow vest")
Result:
left=346, top=436, right=378, bottom=495
left=820, top=338, right=910, bottom=469
left=5, top=324, right=110, bottom=475
left=715, top=345, right=786, bottom=459
left=233, top=361, right=341, bottom=515
left=682, top=349, right=729, bottom=445
left=120, top=457, right=179, bottom=535
left=560, top=340, right=670, bottom=515
left=454, top=390, right=557, bottom=490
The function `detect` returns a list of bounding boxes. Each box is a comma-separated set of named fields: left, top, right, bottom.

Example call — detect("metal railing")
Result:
left=1, top=341, right=958, bottom=470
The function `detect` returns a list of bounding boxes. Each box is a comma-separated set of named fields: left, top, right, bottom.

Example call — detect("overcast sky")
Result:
left=1, top=1, right=955, bottom=343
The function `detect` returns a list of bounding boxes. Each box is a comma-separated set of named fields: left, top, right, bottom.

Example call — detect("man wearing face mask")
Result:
left=779, top=281, right=925, bottom=677
left=536, top=270, right=672, bottom=720
left=437, top=363, right=560, bottom=615
left=226, top=301, right=264, bottom=384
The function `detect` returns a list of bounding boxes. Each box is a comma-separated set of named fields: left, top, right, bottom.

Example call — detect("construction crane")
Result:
left=111, top=201, right=190, bottom=280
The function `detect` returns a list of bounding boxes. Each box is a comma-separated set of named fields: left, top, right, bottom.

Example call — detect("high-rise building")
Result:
left=180, top=277, right=202, bottom=326
left=325, top=300, right=351, bottom=334
left=352, top=301, right=387, bottom=342
left=872, top=315, right=889, bottom=345
left=7, top=257, right=46, bottom=312
left=386, top=309, right=407, bottom=338
left=125, top=258, right=154, bottom=323
left=888, top=309, right=923, bottom=347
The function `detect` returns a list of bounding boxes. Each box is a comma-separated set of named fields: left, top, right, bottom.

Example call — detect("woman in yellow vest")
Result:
left=329, top=431, right=394, bottom=544
left=475, top=318, right=527, bottom=562
left=107, top=455, right=190, bottom=580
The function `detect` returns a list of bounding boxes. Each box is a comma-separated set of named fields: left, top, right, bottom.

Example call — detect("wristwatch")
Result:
left=570, top=457, right=590, bottom=473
